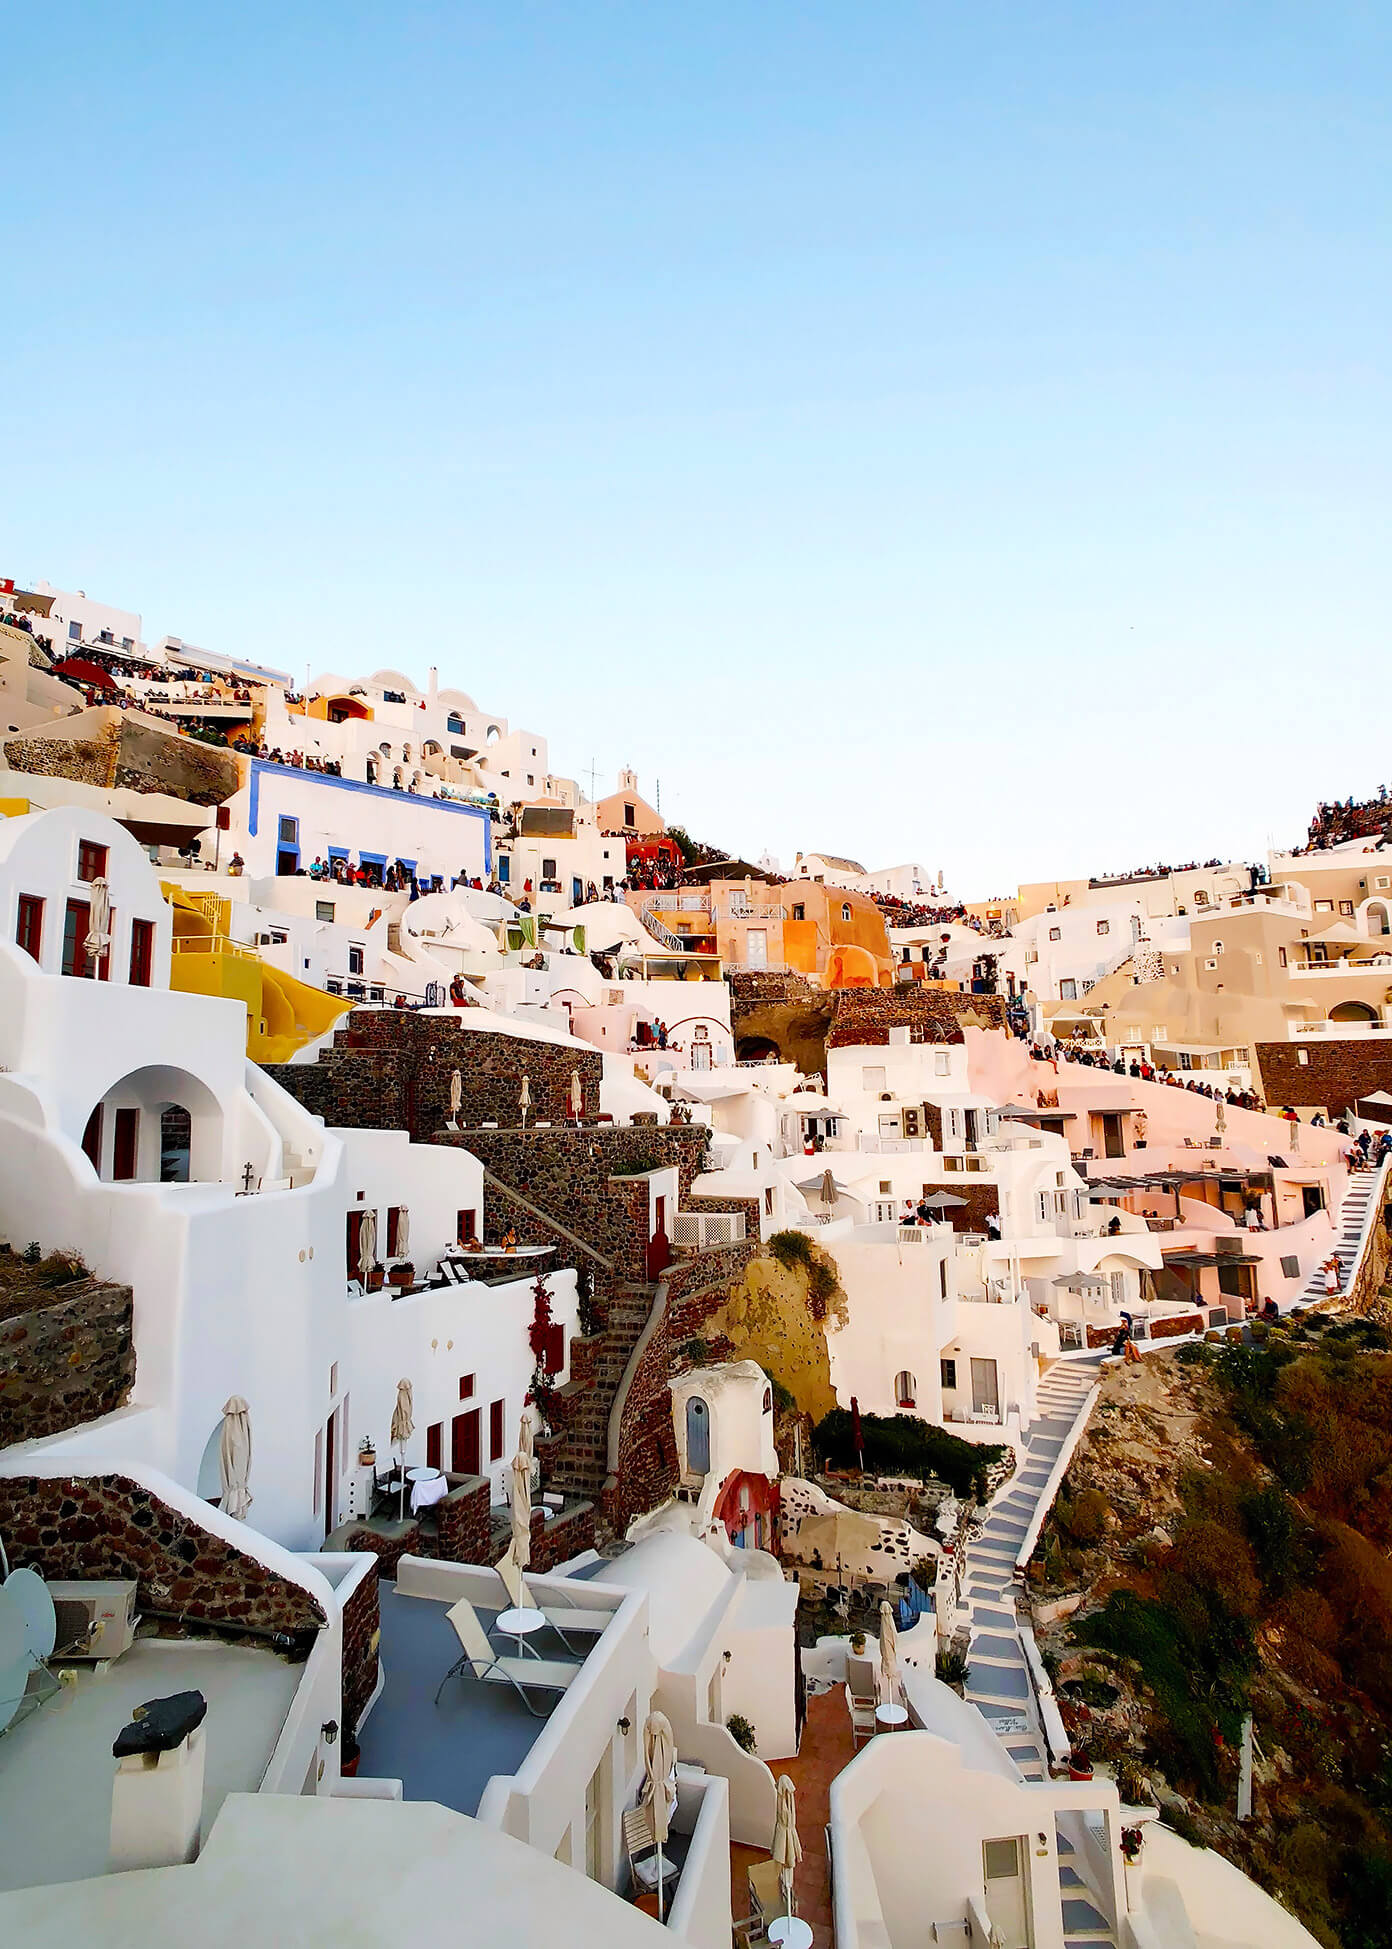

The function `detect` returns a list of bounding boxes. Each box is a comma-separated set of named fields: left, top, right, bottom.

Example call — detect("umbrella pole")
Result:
left=398, top=1442, right=406, bottom=1521
left=656, top=1838, right=664, bottom=1922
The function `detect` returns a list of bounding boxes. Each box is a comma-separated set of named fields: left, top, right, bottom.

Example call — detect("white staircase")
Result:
left=1293, top=1163, right=1386, bottom=1305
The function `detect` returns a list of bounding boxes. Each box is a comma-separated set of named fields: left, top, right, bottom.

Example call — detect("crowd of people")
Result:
left=1030, top=1036, right=1266, bottom=1111
left=1299, top=792, right=1392, bottom=854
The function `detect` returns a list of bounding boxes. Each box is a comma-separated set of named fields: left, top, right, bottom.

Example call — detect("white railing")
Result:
left=1291, top=958, right=1392, bottom=978
left=1290, top=1017, right=1392, bottom=1037
left=856, top=1133, right=928, bottom=1154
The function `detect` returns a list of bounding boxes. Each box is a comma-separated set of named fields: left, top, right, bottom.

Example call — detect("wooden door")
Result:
left=112, top=1107, right=139, bottom=1181
left=452, top=1408, right=480, bottom=1475
left=324, top=1411, right=337, bottom=1533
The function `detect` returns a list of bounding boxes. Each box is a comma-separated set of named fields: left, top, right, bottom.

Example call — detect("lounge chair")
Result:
left=494, top=1553, right=613, bottom=1654
left=433, top=1596, right=578, bottom=1717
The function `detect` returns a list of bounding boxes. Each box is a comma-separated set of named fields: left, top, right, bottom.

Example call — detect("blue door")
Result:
left=686, top=1397, right=710, bottom=1475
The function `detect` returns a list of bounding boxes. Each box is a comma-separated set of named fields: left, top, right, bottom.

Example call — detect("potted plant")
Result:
left=366, top=1262, right=385, bottom=1292
left=726, top=1712, right=757, bottom=1754
left=388, top=1261, right=414, bottom=1291
left=1068, top=1747, right=1094, bottom=1782
left=357, top=1437, right=377, bottom=1469
left=849, top=1629, right=866, bottom=1656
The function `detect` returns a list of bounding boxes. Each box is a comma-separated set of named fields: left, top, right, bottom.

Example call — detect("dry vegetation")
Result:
left=1032, top=1312, right=1392, bottom=1947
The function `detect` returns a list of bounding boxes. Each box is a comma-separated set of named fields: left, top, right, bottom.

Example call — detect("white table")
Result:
left=407, top=1467, right=447, bottom=1514
left=875, top=1701, right=909, bottom=1732
left=768, top=1919, right=814, bottom=1949
left=497, top=1606, right=547, bottom=1659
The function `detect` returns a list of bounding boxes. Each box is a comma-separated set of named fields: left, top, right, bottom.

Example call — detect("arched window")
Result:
left=1368, top=902, right=1391, bottom=938
left=762, top=1386, right=772, bottom=1415
left=1211, top=940, right=1224, bottom=955
left=1330, top=1000, right=1379, bottom=1024
left=685, top=1396, right=710, bottom=1474
left=894, top=1370, right=917, bottom=1408
left=841, top=904, right=852, bottom=922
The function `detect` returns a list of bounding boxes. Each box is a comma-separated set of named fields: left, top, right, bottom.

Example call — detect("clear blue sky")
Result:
left=7, top=4, right=1389, bottom=892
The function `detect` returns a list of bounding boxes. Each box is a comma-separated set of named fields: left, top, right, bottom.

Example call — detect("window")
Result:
left=459, top=1373, right=475, bottom=1401
left=1204, top=959, right=1218, bottom=971
left=15, top=894, right=43, bottom=962
left=1211, top=940, right=1224, bottom=954
left=1278, top=947, right=1287, bottom=967
left=940, top=1358, right=957, bottom=1391
left=1377, top=877, right=1391, bottom=891
left=68, top=620, right=81, bottom=640
left=489, top=1398, right=505, bottom=1462
left=934, top=1050, right=950, bottom=1075
left=894, top=1370, right=917, bottom=1407
left=315, top=900, right=335, bottom=922
left=879, top=1180, right=891, bottom=1194
left=861, top=1065, right=886, bottom=1092
left=792, top=903, right=805, bottom=922
left=624, top=803, right=635, bottom=826
left=348, top=944, right=364, bottom=975
left=1048, top=926, right=1061, bottom=942
left=128, top=917, right=154, bottom=987
left=1096, top=920, right=1110, bottom=936
left=841, top=903, right=852, bottom=923
left=1339, top=900, right=1355, bottom=917
left=76, top=840, right=108, bottom=884
left=1297, top=1049, right=1309, bottom=1066
left=1193, top=890, right=1209, bottom=906
left=457, top=1207, right=478, bottom=1244
left=278, top=816, right=297, bottom=844
left=62, top=898, right=110, bottom=980
left=1059, top=979, right=1077, bottom=1000
left=1314, top=899, right=1333, bottom=913
left=542, top=857, right=556, bottom=879
left=940, top=1259, right=948, bottom=1299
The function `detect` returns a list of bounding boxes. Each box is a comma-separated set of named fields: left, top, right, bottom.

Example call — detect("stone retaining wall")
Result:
left=268, top=1013, right=604, bottom=1140
left=828, top=986, right=1006, bottom=1046
left=1255, top=1039, right=1392, bottom=1119
left=0, top=1275, right=135, bottom=1450
left=339, top=1561, right=380, bottom=1737
left=0, top=1472, right=325, bottom=1648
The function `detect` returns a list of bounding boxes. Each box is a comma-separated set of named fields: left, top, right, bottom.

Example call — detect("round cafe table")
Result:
left=496, top=1606, right=546, bottom=1659
left=767, top=1919, right=814, bottom=1949
left=875, top=1701, right=909, bottom=1732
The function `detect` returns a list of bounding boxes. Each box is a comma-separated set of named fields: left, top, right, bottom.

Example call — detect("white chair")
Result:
left=433, top=1596, right=577, bottom=1717
left=494, top=1554, right=613, bottom=1655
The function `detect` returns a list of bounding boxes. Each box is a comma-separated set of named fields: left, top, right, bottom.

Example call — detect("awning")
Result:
left=327, top=847, right=349, bottom=861
left=1053, top=1272, right=1108, bottom=1290
left=1003, top=1106, right=1078, bottom=1121
left=359, top=852, right=388, bottom=867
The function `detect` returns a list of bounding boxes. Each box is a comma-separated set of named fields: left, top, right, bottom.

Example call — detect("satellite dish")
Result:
left=5, top=1568, right=56, bottom=1661
left=0, top=1585, right=31, bottom=1735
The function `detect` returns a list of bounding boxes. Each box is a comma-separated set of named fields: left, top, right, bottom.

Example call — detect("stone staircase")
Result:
left=1294, top=1163, right=1383, bottom=1305
left=547, top=1283, right=656, bottom=1505
left=1056, top=1830, right=1118, bottom=1949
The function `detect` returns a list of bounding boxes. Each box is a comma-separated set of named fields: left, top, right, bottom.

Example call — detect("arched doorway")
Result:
left=1330, top=1001, right=1379, bottom=1024
left=159, top=1105, right=192, bottom=1182
left=685, top=1396, right=710, bottom=1475
left=1366, top=902, right=1391, bottom=938
left=80, top=1066, right=223, bottom=1183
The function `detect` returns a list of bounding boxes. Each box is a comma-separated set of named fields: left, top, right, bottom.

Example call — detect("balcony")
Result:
left=1289, top=1017, right=1392, bottom=1038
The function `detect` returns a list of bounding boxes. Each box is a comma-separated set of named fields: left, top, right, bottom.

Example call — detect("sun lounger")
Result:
left=494, top=1553, right=613, bottom=1654
left=433, top=1596, right=578, bottom=1717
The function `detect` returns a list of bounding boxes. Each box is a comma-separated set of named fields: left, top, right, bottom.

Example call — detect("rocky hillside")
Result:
left=1031, top=1313, right=1392, bottom=1948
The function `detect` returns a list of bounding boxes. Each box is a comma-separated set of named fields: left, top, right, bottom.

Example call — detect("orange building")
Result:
left=783, top=883, right=892, bottom=986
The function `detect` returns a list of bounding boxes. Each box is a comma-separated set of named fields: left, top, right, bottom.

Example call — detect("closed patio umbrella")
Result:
left=518, top=1410, right=535, bottom=1467
left=570, top=1069, right=584, bottom=1123
left=449, top=1068, right=463, bottom=1122
left=84, top=877, right=111, bottom=967
left=390, top=1377, right=414, bottom=1520
left=820, top=1168, right=837, bottom=1208
left=519, top=1074, right=531, bottom=1127
left=509, top=1450, right=532, bottom=1571
left=771, top=1773, right=803, bottom=1921
left=218, top=1396, right=252, bottom=1521
left=357, top=1207, right=377, bottom=1285
left=642, top=1710, right=677, bottom=1922
left=394, top=1205, right=410, bottom=1258
left=879, top=1598, right=900, bottom=1705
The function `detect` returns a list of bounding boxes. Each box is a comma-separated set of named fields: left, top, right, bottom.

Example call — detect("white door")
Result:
left=983, top=1837, right=1030, bottom=1948
left=970, top=1358, right=1000, bottom=1417
left=745, top=928, right=768, bottom=967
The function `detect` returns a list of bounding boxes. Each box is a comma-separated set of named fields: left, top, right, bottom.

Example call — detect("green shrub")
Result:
left=725, top=1713, right=757, bottom=1754
left=767, top=1230, right=815, bottom=1272
left=936, top=1648, right=968, bottom=1685
left=1057, top=1487, right=1109, bottom=1546
left=812, top=1407, right=1001, bottom=1499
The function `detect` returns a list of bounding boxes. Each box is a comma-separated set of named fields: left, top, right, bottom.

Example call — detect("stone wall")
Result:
left=730, top=994, right=837, bottom=1074
left=339, top=1560, right=379, bottom=1737
left=0, top=1472, right=325, bottom=1650
left=268, top=1013, right=604, bottom=1139
left=605, top=1241, right=758, bottom=1533
left=0, top=1273, right=135, bottom=1450
left=941, top=1182, right=1001, bottom=1232
left=2, top=712, right=240, bottom=805
left=453, top=1123, right=713, bottom=1279
left=1255, top=1040, right=1392, bottom=1119
left=529, top=1499, right=597, bottom=1572
left=828, top=985, right=1006, bottom=1047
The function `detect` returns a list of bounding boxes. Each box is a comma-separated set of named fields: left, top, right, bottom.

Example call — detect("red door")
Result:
left=646, top=1195, right=671, bottom=1279
left=426, top=1422, right=443, bottom=1471
left=451, top=1408, right=480, bottom=1476
left=112, top=1107, right=139, bottom=1181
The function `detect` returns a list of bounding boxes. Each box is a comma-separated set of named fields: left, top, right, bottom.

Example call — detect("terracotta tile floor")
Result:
left=729, top=1688, right=853, bottom=1945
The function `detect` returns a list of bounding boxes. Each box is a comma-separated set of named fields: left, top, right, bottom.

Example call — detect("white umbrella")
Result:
left=218, top=1396, right=252, bottom=1521
left=449, top=1068, right=463, bottom=1122
left=84, top=877, right=111, bottom=966
left=570, top=1069, right=584, bottom=1123
left=519, top=1074, right=531, bottom=1127
left=879, top=1599, right=899, bottom=1706
left=642, top=1710, right=677, bottom=1921
left=771, top=1773, right=803, bottom=1921
left=395, top=1205, right=410, bottom=1258
left=357, top=1207, right=377, bottom=1284
left=510, top=1451, right=532, bottom=1570
left=518, top=1410, right=535, bottom=1467
left=390, top=1377, right=414, bottom=1520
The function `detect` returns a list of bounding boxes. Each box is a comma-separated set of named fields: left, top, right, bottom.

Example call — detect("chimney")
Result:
left=109, top=1690, right=208, bottom=1873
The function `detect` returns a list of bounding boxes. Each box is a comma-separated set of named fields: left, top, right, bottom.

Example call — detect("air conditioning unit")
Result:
left=48, top=1579, right=139, bottom=1662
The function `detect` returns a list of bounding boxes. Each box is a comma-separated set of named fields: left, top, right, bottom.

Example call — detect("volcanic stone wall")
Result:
left=1255, top=1040, right=1392, bottom=1119
left=828, top=986, right=1006, bottom=1047
left=0, top=1472, right=325, bottom=1648
left=0, top=1274, right=135, bottom=1450
left=268, top=1012, right=604, bottom=1139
